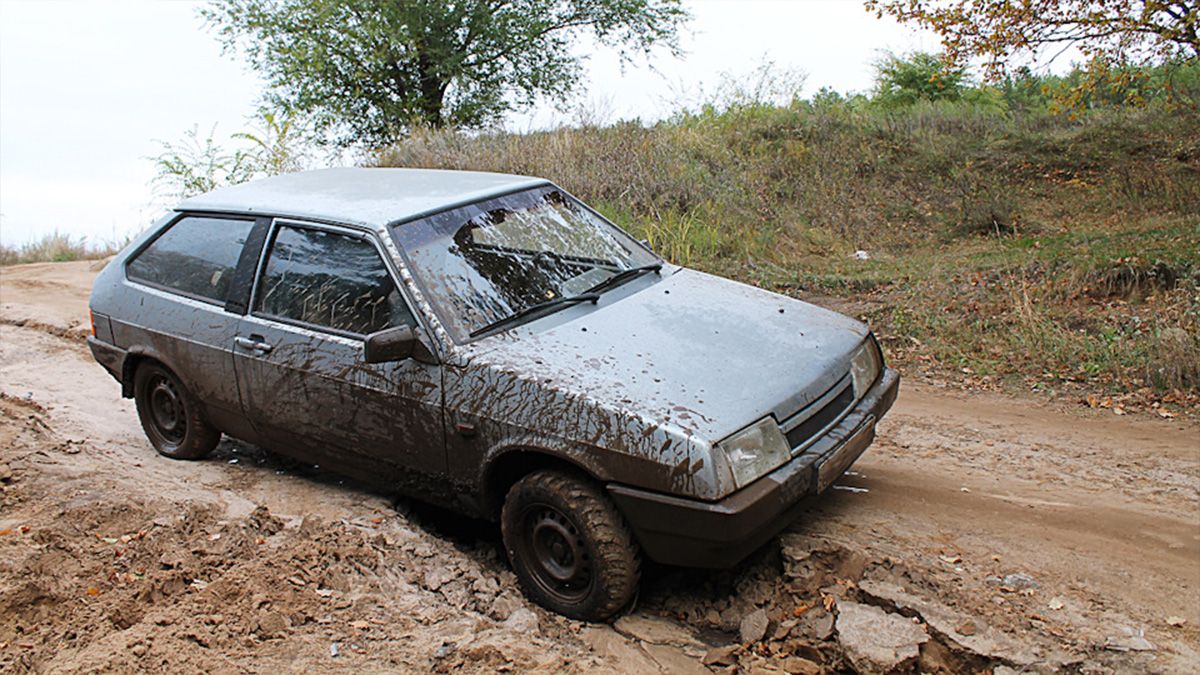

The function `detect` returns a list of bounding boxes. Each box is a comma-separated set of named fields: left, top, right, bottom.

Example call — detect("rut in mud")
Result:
left=1, top=260, right=1198, bottom=673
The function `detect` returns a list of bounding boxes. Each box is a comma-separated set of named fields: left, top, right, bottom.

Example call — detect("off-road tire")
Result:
left=133, top=362, right=220, bottom=460
left=501, top=469, right=641, bottom=621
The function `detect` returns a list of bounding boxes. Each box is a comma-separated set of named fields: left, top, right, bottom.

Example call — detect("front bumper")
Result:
left=608, top=367, right=899, bottom=568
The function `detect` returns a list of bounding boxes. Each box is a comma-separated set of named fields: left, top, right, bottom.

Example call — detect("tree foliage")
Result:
left=203, top=0, right=687, bottom=147
left=152, top=109, right=313, bottom=199
left=873, top=51, right=969, bottom=106
left=865, top=1, right=1200, bottom=79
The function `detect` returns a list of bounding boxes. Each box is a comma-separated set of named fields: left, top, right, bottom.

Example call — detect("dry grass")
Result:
left=0, top=232, right=122, bottom=267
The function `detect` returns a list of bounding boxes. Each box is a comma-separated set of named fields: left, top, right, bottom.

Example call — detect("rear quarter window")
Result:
left=127, top=216, right=255, bottom=304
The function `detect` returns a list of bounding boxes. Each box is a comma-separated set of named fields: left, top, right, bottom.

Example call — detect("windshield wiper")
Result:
left=469, top=293, right=600, bottom=338
left=584, top=263, right=663, bottom=296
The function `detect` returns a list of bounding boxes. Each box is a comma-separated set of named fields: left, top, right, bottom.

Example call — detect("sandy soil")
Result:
left=2, top=260, right=1197, bottom=673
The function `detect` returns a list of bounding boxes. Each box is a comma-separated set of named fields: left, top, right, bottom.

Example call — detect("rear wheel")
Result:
left=133, top=362, right=219, bottom=460
left=501, top=469, right=640, bottom=621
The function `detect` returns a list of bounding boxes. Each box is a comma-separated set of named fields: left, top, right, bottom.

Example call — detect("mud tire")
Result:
left=133, top=362, right=219, bottom=460
left=501, top=469, right=641, bottom=621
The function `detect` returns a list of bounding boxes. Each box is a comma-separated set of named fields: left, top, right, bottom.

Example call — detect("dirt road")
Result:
left=2, top=260, right=1198, bottom=673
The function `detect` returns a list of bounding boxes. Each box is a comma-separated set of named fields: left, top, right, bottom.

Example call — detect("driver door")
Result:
left=233, top=220, right=445, bottom=484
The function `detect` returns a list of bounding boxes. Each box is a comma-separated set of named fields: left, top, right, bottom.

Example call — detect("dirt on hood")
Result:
left=1, top=260, right=1198, bottom=673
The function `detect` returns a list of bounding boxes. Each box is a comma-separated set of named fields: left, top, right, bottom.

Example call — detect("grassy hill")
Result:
left=379, top=101, right=1200, bottom=408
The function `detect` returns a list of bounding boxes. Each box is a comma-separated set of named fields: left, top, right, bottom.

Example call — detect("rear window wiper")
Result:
left=584, top=263, right=662, bottom=296
left=469, top=293, right=600, bottom=338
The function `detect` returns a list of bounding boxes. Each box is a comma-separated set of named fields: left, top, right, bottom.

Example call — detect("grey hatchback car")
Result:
left=88, top=168, right=898, bottom=620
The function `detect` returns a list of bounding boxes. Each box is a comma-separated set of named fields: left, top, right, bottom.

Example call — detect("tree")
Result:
left=873, top=51, right=968, bottom=106
left=864, top=1, right=1200, bottom=80
left=203, top=0, right=688, bottom=147
left=152, top=108, right=313, bottom=200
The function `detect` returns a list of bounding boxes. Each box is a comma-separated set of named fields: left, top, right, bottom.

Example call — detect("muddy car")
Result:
left=87, top=168, right=898, bottom=620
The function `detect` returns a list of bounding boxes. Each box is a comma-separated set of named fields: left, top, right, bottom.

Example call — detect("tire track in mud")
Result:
left=3, top=261, right=1199, bottom=672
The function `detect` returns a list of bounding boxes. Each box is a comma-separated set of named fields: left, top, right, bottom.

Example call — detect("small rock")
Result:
left=471, top=575, right=499, bottom=596
left=0, top=464, right=13, bottom=482
left=424, top=566, right=459, bottom=591
left=130, top=643, right=148, bottom=658
left=778, top=656, right=821, bottom=675
left=330, top=643, right=340, bottom=658
left=614, top=614, right=698, bottom=647
left=1048, top=598, right=1065, bottom=610
left=1000, top=573, right=1038, bottom=591
left=704, top=609, right=721, bottom=626
left=956, top=620, right=977, bottom=636
left=1166, top=616, right=1187, bottom=627
left=798, top=609, right=835, bottom=640
left=702, top=644, right=739, bottom=666
left=254, top=611, right=289, bottom=639
left=835, top=601, right=928, bottom=673
left=739, top=608, right=770, bottom=643
left=489, top=592, right=523, bottom=621
left=503, top=608, right=539, bottom=634
left=1105, top=627, right=1155, bottom=652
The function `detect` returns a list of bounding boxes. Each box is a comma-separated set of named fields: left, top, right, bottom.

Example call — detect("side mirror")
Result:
left=363, top=324, right=439, bottom=364
left=364, top=325, right=416, bottom=363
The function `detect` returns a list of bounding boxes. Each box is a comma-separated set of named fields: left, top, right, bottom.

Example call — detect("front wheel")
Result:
left=133, top=362, right=219, bottom=460
left=501, top=469, right=641, bottom=621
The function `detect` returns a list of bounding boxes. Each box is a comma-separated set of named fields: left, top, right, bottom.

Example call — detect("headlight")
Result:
left=850, top=337, right=882, bottom=397
left=718, top=416, right=791, bottom=490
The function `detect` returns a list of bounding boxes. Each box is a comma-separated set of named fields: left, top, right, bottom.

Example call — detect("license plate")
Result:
left=816, top=416, right=875, bottom=493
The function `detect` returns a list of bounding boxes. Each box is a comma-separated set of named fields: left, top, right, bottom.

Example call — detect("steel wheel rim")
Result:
left=519, top=504, right=592, bottom=602
left=148, top=375, right=186, bottom=444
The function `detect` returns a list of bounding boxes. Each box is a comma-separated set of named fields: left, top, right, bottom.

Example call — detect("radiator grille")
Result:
left=785, top=385, right=855, bottom=451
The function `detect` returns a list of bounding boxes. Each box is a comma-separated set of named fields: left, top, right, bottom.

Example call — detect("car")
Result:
left=87, top=167, right=899, bottom=620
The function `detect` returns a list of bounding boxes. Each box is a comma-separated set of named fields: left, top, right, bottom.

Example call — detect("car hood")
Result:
left=464, top=267, right=869, bottom=444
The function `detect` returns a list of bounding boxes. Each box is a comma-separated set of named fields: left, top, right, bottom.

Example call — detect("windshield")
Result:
left=391, top=187, right=659, bottom=341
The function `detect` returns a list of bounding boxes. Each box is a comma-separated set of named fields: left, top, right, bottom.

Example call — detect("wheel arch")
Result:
left=481, top=447, right=599, bottom=520
left=120, top=348, right=183, bottom=399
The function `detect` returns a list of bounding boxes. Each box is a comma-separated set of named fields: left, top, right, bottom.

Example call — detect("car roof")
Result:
left=176, top=167, right=550, bottom=229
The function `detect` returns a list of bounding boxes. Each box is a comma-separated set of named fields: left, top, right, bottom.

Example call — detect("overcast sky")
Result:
left=0, top=0, right=938, bottom=247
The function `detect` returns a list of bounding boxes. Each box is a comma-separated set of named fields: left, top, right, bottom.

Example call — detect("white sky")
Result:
left=0, top=0, right=937, bottom=247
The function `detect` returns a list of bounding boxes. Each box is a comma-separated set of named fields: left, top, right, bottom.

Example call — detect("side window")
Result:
left=255, top=225, right=416, bottom=336
left=127, top=216, right=255, bottom=304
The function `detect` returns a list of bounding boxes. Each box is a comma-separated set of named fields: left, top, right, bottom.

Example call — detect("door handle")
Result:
left=235, top=336, right=274, bottom=353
